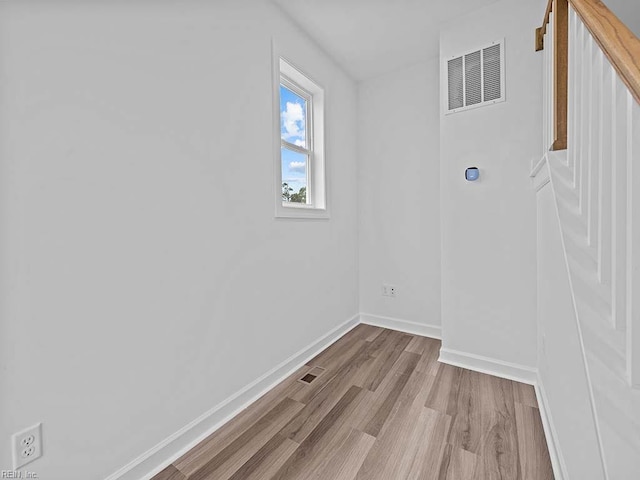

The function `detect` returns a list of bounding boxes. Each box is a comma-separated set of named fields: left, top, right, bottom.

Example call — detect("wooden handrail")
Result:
left=536, top=0, right=569, bottom=151
left=535, top=0, right=554, bottom=51
left=570, top=0, right=640, bottom=105
left=554, top=0, right=568, bottom=151
left=537, top=0, right=640, bottom=103
left=536, top=0, right=640, bottom=151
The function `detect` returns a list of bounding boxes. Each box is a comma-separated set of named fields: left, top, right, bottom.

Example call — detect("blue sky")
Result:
left=280, top=85, right=307, bottom=195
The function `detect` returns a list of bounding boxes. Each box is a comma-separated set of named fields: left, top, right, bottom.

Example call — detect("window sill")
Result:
left=275, top=205, right=329, bottom=220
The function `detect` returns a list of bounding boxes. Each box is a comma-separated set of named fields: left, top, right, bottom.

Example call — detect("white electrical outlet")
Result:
left=12, top=423, right=42, bottom=469
left=382, top=284, right=397, bottom=297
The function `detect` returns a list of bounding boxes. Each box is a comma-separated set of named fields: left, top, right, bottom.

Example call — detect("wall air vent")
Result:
left=445, top=40, right=505, bottom=114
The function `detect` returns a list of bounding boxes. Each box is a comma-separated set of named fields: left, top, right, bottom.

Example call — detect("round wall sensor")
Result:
left=465, top=167, right=479, bottom=181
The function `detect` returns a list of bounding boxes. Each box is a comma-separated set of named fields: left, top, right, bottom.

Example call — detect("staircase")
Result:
left=534, top=1, right=640, bottom=478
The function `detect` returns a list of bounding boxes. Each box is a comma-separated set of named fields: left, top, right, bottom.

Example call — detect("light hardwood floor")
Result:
left=151, top=325, right=554, bottom=480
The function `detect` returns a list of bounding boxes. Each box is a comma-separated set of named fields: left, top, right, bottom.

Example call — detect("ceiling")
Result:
left=272, top=0, right=501, bottom=81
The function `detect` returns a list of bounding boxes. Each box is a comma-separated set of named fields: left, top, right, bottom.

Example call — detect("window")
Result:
left=275, top=58, right=326, bottom=218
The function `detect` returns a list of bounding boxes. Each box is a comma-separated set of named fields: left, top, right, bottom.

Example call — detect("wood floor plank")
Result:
left=304, top=428, right=375, bottom=480
left=181, top=397, right=304, bottom=480
left=476, top=375, right=521, bottom=480
left=171, top=369, right=304, bottom=475
left=405, top=335, right=429, bottom=354
left=438, top=444, right=480, bottom=480
left=305, top=324, right=378, bottom=370
left=282, top=344, right=373, bottom=442
left=515, top=402, right=554, bottom=480
left=361, top=331, right=413, bottom=391
left=355, top=403, right=450, bottom=480
left=405, top=407, right=452, bottom=480
left=357, top=324, right=385, bottom=342
left=226, top=434, right=299, bottom=480
left=514, top=382, right=539, bottom=409
left=357, top=368, right=435, bottom=447
left=305, top=333, right=361, bottom=371
left=415, top=337, right=442, bottom=376
left=151, top=465, right=186, bottom=480
left=152, top=328, right=554, bottom=480
left=354, top=366, right=444, bottom=480
left=354, top=405, right=428, bottom=479
left=270, top=385, right=364, bottom=480
left=292, top=340, right=369, bottom=404
left=389, top=369, right=436, bottom=425
left=361, top=351, right=420, bottom=436
left=447, top=369, right=484, bottom=454
left=424, top=363, right=463, bottom=415
left=364, top=328, right=394, bottom=357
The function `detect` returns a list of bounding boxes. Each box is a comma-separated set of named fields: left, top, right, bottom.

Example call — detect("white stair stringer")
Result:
left=535, top=158, right=606, bottom=480
left=547, top=152, right=640, bottom=479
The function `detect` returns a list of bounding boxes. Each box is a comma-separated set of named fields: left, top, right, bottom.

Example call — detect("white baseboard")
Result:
left=359, top=313, right=441, bottom=339
left=438, top=347, right=537, bottom=385
left=535, top=374, right=569, bottom=480
left=105, top=314, right=360, bottom=480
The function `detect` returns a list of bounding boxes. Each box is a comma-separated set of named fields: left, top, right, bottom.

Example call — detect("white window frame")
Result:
left=273, top=55, right=327, bottom=219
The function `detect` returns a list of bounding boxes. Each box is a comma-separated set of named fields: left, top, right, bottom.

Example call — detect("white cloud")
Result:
left=281, top=101, right=305, bottom=144
left=289, top=161, right=306, bottom=173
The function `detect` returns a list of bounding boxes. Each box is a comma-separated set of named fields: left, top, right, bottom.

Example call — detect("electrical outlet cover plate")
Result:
left=382, top=284, right=397, bottom=297
left=12, top=423, right=42, bottom=469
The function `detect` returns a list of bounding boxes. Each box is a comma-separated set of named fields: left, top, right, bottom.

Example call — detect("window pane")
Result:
left=281, top=147, right=308, bottom=204
left=280, top=84, right=307, bottom=148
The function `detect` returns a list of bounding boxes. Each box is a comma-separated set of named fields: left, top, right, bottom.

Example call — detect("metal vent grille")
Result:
left=300, top=373, right=317, bottom=383
left=465, top=51, right=482, bottom=106
left=447, top=57, right=464, bottom=110
left=445, top=40, right=505, bottom=114
left=483, top=44, right=502, bottom=101
left=298, top=366, right=325, bottom=385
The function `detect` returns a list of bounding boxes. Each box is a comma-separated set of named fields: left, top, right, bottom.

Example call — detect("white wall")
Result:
left=440, top=0, right=542, bottom=367
left=358, top=59, right=441, bottom=328
left=0, top=1, right=358, bottom=478
left=605, top=0, right=640, bottom=37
